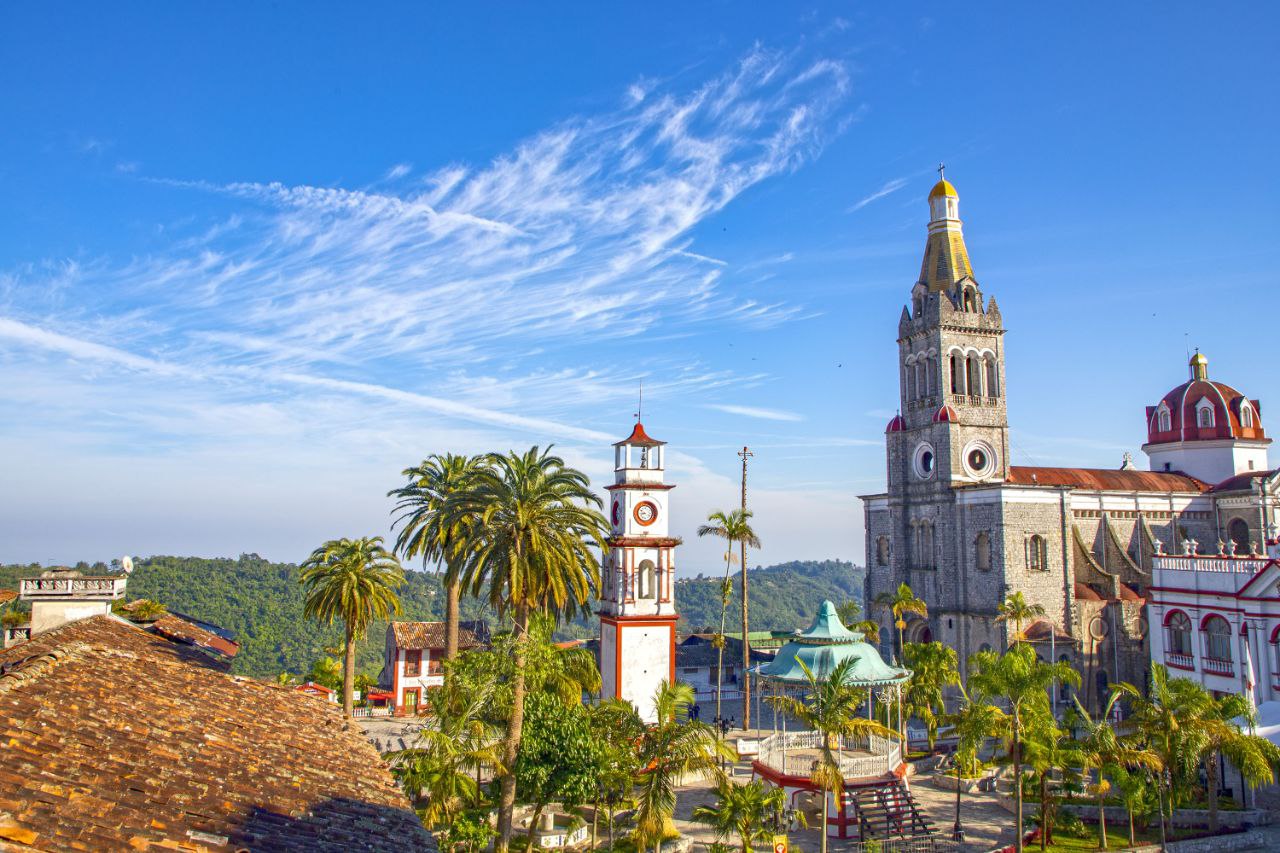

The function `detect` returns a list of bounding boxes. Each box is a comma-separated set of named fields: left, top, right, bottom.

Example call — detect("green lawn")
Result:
left=1040, top=825, right=1213, bottom=852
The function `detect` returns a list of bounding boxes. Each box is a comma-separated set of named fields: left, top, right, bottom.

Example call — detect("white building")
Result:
left=1148, top=544, right=1280, bottom=703
left=599, top=421, right=680, bottom=723
left=378, top=619, right=487, bottom=715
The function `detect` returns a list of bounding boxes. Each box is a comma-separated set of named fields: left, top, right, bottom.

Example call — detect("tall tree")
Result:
left=995, top=591, right=1046, bottom=642
left=634, top=680, right=732, bottom=853
left=588, top=698, right=645, bottom=850
left=389, top=453, right=485, bottom=664
left=692, top=779, right=787, bottom=853
left=766, top=657, right=897, bottom=853
left=299, top=536, right=404, bottom=716
left=443, top=446, right=608, bottom=853
left=875, top=582, right=927, bottom=663
left=697, top=508, right=760, bottom=723
left=1118, top=665, right=1280, bottom=838
left=1070, top=690, right=1161, bottom=850
left=942, top=682, right=1007, bottom=843
left=514, top=693, right=601, bottom=836
left=1022, top=714, right=1082, bottom=851
left=902, top=641, right=960, bottom=749
left=390, top=670, right=503, bottom=825
left=969, top=643, right=1079, bottom=853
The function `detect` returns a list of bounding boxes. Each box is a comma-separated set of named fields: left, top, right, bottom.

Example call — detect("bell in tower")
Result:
left=599, top=420, right=681, bottom=723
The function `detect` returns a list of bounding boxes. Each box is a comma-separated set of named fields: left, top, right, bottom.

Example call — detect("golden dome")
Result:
left=928, top=178, right=958, bottom=200
left=1189, top=350, right=1208, bottom=381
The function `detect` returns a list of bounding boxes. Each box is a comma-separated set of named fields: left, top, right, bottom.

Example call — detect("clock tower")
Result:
left=599, top=421, right=680, bottom=723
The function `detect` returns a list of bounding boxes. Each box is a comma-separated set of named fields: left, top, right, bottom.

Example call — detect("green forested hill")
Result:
left=0, top=556, right=863, bottom=679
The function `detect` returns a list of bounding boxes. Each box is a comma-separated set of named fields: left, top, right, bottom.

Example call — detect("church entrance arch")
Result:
left=906, top=619, right=933, bottom=645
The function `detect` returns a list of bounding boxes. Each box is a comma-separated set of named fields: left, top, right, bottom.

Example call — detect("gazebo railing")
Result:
left=756, top=730, right=901, bottom=780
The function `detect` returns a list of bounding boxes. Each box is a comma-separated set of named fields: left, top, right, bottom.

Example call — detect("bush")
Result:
left=1055, top=811, right=1088, bottom=839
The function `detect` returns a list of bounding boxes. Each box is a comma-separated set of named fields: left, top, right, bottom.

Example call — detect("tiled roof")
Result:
left=0, top=616, right=430, bottom=851
left=390, top=619, right=486, bottom=650
left=613, top=421, right=664, bottom=447
left=150, top=613, right=241, bottom=659
left=1007, top=465, right=1210, bottom=493
left=1212, top=470, right=1275, bottom=493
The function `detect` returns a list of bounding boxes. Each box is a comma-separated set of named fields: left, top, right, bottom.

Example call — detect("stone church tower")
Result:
left=864, top=173, right=1279, bottom=711
left=875, top=172, right=1011, bottom=663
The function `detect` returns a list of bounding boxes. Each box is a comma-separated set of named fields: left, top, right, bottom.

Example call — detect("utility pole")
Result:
left=738, top=445, right=754, bottom=730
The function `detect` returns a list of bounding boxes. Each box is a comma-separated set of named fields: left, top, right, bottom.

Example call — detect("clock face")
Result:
left=633, top=500, right=658, bottom=526
left=611, top=500, right=622, bottom=526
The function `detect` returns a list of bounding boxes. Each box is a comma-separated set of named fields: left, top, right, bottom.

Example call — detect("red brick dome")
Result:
left=1145, top=354, right=1264, bottom=445
left=886, top=414, right=905, bottom=433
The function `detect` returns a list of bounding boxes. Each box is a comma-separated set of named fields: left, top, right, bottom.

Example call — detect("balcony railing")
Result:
left=19, top=576, right=126, bottom=599
left=1165, top=651, right=1195, bottom=670
left=351, top=706, right=393, bottom=718
left=1202, top=657, right=1233, bottom=676
left=1153, top=556, right=1266, bottom=574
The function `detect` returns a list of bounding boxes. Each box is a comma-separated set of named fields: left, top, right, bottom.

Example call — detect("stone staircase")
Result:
left=852, top=780, right=937, bottom=841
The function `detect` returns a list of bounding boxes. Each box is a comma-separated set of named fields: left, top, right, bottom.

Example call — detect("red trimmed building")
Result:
left=378, top=619, right=488, bottom=715
left=598, top=421, right=679, bottom=724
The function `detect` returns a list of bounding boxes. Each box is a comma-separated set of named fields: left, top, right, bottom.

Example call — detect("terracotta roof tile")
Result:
left=389, top=619, right=487, bottom=650
left=0, top=616, right=430, bottom=851
left=1007, top=465, right=1210, bottom=493
left=149, top=614, right=240, bottom=659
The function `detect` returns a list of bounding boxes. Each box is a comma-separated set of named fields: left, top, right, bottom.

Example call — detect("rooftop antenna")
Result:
left=121, top=555, right=134, bottom=574
left=635, top=380, right=643, bottom=423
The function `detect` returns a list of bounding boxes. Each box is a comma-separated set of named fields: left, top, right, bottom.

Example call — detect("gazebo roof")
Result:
left=751, top=600, right=910, bottom=687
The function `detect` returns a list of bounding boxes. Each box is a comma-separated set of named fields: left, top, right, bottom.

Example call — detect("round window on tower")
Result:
left=962, top=440, right=997, bottom=480
left=912, top=443, right=936, bottom=480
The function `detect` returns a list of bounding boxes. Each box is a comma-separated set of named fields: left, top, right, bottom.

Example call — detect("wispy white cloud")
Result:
left=848, top=176, right=909, bottom=212
left=385, top=162, right=412, bottom=180
left=704, top=403, right=804, bottom=422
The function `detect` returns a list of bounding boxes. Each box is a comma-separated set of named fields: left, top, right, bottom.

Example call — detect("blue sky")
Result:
left=2, top=4, right=1277, bottom=571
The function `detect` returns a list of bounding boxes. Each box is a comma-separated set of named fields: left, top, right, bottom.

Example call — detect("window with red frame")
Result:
left=404, top=649, right=422, bottom=677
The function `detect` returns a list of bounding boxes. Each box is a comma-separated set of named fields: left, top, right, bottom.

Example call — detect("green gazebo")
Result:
left=752, top=600, right=911, bottom=688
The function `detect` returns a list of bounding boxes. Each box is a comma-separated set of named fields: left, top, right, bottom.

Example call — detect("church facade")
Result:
left=861, top=175, right=1279, bottom=710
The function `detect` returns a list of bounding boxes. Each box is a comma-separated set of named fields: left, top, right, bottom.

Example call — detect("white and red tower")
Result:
left=599, top=422, right=680, bottom=723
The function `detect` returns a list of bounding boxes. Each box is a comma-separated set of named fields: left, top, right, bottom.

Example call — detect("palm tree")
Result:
left=389, top=453, right=485, bottom=665
left=635, top=680, right=733, bottom=853
left=969, top=643, right=1079, bottom=853
left=1021, top=715, right=1083, bottom=851
left=299, top=536, right=405, bottom=716
left=1070, top=689, right=1161, bottom=850
left=875, top=582, right=927, bottom=663
left=589, top=698, right=645, bottom=849
left=1192, top=692, right=1280, bottom=832
left=389, top=672, right=504, bottom=826
left=995, top=591, right=1046, bottom=642
left=698, top=508, right=761, bottom=725
left=942, top=682, right=1007, bottom=843
left=766, top=657, right=897, bottom=853
left=1110, top=764, right=1158, bottom=848
left=692, top=779, right=786, bottom=853
left=902, top=641, right=960, bottom=749
left=443, top=446, right=609, bottom=853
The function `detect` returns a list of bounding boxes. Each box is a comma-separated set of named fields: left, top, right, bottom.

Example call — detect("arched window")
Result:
left=905, top=362, right=916, bottom=400
left=1197, top=404, right=1215, bottom=429
left=1228, top=519, right=1251, bottom=554
left=984, top=357, right=998, bottom=398
left=926, top=357, right=937, bottom=395
left=913, top=294, right=923, bottom=318
left=876, top=536, right=890, bottom=567
left=1242, top=404, right=1255, bottom=429
left=1166, top=611, right=1193, bottom=656
left=1026, top=535, right=1047, bottom=571
left=637, top=560, right=656, bottom=600
left=975, top=531, right=991, bottom=571
left=915, top=362, right=926, bottom=399
left=1157, top=404, right=1171, bottom=433
left=950, top=353, right=965, bottom=394
left=966, top=354, right=982, bottom=396
left=913, top=522, right=934, bottom=569
left=962, top=288, right=975, bottom=312
left=1202, top=615, right=1232, bottom=662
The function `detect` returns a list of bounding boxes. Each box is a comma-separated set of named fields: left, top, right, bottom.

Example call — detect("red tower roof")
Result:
left=886, top=414, right=905, bottom=433
left=932, top=405, right=959, bottom=424
left=614, top=422, right=665, bottom=447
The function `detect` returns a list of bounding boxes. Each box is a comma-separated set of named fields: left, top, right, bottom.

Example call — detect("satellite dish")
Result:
left=121, top=556, right=134, bottom=574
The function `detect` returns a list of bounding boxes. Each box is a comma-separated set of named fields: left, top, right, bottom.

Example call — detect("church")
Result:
left=861, top=174, right=1279, bottom=710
